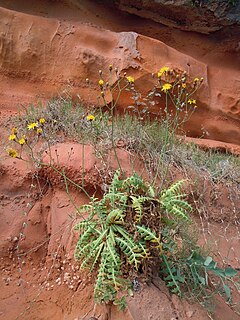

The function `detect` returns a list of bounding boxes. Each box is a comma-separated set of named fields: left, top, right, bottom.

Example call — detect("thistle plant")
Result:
left=74, top=171, right=192, bottom=307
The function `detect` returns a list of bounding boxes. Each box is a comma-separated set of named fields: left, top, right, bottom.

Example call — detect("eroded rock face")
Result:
left=0, top=4, right=239, bottom=145
left=114, top=0, right=240, bottom=33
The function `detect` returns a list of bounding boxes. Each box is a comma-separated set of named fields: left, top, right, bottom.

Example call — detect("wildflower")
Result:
left=11, top=128, right=18, bottom=134
left=157, top=66, right=169, bottom=78
left=39, top=118, right=45, bottom=124
left=188, top=99, right=196, bottom=105
left=86, top=114, right=95, bottom=122
left=194, top=77, right=199, bottom=82
left=99, top=79, right=104, bottom=86
left=101, top=91, right=105, bottom=97
left=8, top=134, right=16, bottom=141
left=7, top=148, right=18, bottom=158
left=18, top=137, right=26, bottom=145
left=86, top=78, right=89, bottom=84
left=182, top=83, right=186, bottom=88
left=126, top=76, right=134, bottom=84
left=27, top=122, right=38, bottom=130
left=161, top=83, right=172, bottom=93
left=37, top=128, right=43, bottom=135
left=109, top=64, right=113, bottom=71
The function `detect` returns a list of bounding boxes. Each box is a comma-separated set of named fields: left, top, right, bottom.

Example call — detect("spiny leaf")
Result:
left=106, top=209, right=125, bottom=225
left=136, top=225, right=162, bottom=249
left=130, top=195, right=145, bottom=223
left=116, top=237, right=142, bottom=269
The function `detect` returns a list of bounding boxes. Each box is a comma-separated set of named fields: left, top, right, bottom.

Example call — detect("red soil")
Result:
left=0, top=140, right=239, bottom=320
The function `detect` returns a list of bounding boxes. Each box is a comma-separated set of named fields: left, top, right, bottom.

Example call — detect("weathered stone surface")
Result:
left=114, top=0, right=240, bottom=33
left=0, top=4, right=239, bottom=145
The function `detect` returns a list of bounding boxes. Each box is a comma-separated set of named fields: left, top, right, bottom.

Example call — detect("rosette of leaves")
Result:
left=74, top=171, right=192, bottom=307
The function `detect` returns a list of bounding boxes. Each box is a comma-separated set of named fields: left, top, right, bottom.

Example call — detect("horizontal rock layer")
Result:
left=114, top=0, right=240, bottom=33
left=0, top=4, right=239, bottom=145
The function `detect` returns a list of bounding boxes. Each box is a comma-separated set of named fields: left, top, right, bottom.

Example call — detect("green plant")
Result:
left=74, top=171, right=191, bottom=307
left=161, top=249, right=239, bottom=306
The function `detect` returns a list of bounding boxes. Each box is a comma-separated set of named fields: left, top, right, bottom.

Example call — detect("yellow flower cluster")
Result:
left=161, top=83, right=172, bottom=93
left=126, top=76, right=134, bottom=84
left=27, top=122, right=38, bottom=130
left=8, top=129, right=26, bottom=146
left=39, top=118, right=45, bottom=124
left=7, top=118, right=46, bottom=158
left=8, top=134, right=16, bottom=141
left=86, top=114, right=95, bottom=122
left=18, top=137, right=26, bottom=145
left=37, top=128, right=43, bottom=135
left=187, top=99, right=197, bottom=108
left=27, top=118, right=45, bottom=130
left=7, top=148, right=18, bottom=158
left=188, top=99, right=196, bottom=105
left=99, top=79, right=104, bottom=87
left=158, top=66, right=169, bottom=78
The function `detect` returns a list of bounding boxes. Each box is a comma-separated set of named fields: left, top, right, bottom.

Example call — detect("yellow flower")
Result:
left=126, top=76, right=134, bottom=84
left=101, top=91, right=105, bottom=97
left=182, top=83, right=186, bottom=88
left=7, top=148, right=18, bottom=158
left=27, top=122, right=38, bottom=130
left=161, top=83, right=172, bottom=93
left=109, top=64, right=113, bottom=71
left=99, top=79, right=104, bottom=86
left=8, top=134, right=16, bottom=141
left=158, top=66, right=169, bottom=78
left=39, top=118, right=45, bottom=124
left=194, top=77, right=199, bottom=82
left=11, top=128, right=18, bottom=134
left=188, top=99, right=196, bottom=105
left=37, top=128, right=43, bottom=135
left=18, top=137, right=26, bottom=145
left=86, top=114, right=95, bottom=122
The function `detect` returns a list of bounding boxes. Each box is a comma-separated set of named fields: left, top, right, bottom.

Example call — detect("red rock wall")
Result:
left=0, top=3, right=239, bottom=145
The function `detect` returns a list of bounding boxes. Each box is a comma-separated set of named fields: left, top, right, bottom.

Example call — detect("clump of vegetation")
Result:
left=74, top=172, right=191, bottom=308
left=5, top=65, right=239, bottom=313
left=74, top=171, right=239, bottom=309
